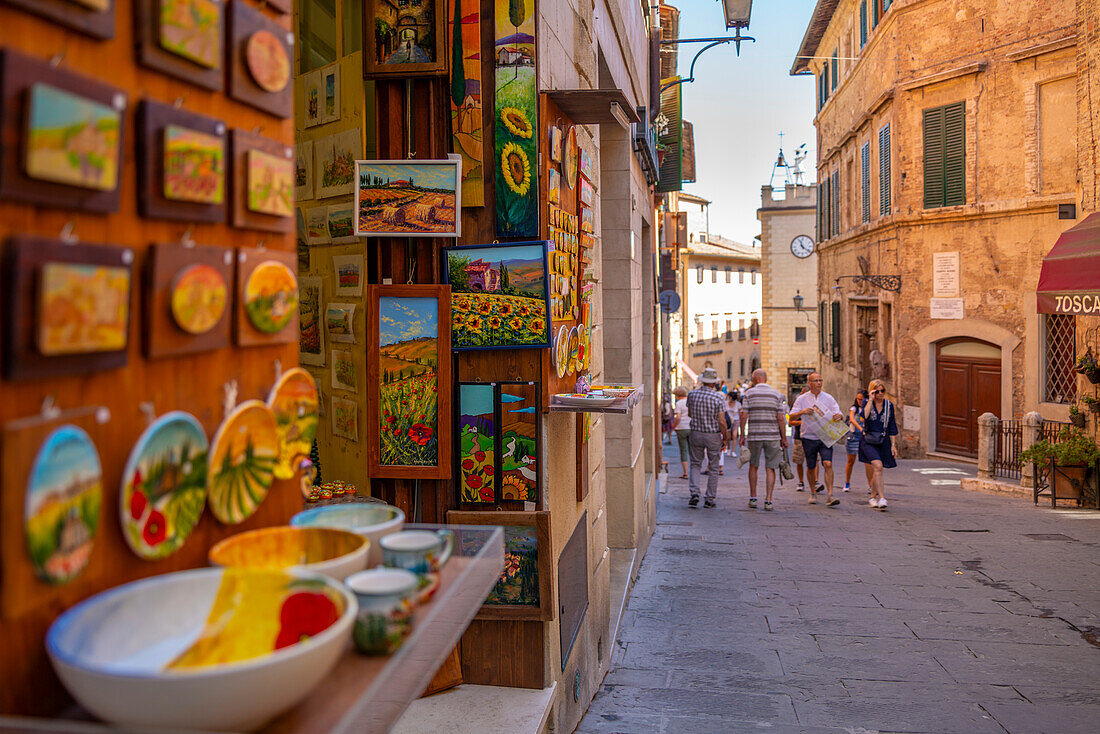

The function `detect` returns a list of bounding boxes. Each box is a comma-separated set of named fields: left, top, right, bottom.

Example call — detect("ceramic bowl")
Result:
left=46, top=567, right=356, bottom=732
left=209, top=526, right=370, bottom=581
left=290, top=502, right=405, bottom=567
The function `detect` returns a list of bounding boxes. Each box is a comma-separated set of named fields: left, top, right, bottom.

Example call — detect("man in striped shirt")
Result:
left=738, top=369, right=788, bottom=511
left=686, top=368, right=730, bottom=508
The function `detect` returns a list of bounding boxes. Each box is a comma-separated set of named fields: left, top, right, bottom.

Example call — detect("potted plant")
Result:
left=1069, top=404, right=1087, bottom=428
left=1020, top=426, right=1100, bottom=500
left=1075, top=349, right=1100, bottom=384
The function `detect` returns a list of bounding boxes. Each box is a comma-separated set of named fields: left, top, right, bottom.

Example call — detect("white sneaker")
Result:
left=877, top=498, right=888, bottom=510
left=869, top=498, right=878, bottom=508
left=843, top=483, right=850, bottom=492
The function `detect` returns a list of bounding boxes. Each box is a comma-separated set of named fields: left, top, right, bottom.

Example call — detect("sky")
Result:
left=359, top=163, right=457, bottom=189
left=28, top=426, right=101, bottom=515
left=672, top=0, right=818, bottom=246
left=380, top=296, right=438, bottom=345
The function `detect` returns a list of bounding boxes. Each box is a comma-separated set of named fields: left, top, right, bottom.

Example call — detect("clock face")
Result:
left=791, top=235, right=815, bottom=259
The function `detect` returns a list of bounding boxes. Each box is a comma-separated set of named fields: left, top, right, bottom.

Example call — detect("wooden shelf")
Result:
left=0, top=524, right=504, bottom=734
left=549, top=385, right=644, bottom=414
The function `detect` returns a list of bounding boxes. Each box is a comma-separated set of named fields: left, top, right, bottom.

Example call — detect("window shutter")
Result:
left=831, top=301, right=842, bottom=362
left=923, top=106, right=946, bottom=208
left=819, top=302, right=827, bottom=354
left=872, top=0, right=880, bottom=26
left=879, top=123, right=892, bottom=215
left=861, top=143, right=871, bottom=223
left=831, top=171, right=840, bottom=237
left=860, top=1, right=868, bottom=46
left=944, top=101, right=966, bottom=206
left=883, top=0, right=893, bottom=11
left=831, top=51, right=838, bottom=91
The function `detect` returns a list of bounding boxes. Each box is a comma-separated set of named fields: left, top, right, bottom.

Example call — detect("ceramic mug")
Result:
left=379, top=529, right=453, bottom=576
left=345, top=568, right=418, bottom=655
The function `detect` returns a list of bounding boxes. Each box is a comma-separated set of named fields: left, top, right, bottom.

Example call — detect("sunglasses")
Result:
left=872, top=389, right=885, bottom=394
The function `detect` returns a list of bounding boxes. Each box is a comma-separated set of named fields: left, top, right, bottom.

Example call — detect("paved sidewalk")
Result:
left=577, top=445, right=1100, bottom=733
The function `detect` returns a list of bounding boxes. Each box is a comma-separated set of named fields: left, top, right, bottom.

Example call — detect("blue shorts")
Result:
left=845, top=434, right=861, bottom=455
left=801, top=438, right=833, bottom=469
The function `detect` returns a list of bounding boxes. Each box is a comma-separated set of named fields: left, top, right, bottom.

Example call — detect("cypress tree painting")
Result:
left=449, top=0, right=483, bottom=206
left=493, top=0, right=537, bottom=237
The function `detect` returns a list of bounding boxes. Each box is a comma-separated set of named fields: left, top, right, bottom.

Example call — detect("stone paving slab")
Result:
left=576, top=458, right=1100, bottom=733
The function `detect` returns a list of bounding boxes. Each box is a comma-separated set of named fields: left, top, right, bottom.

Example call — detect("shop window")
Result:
left=923, top=102, right=966, bottom=208
left=1042, top=314, right=1076, bottom=404
left=299, top=0, right=338, bottom=73
left=795, top=327, right=807, bottom=342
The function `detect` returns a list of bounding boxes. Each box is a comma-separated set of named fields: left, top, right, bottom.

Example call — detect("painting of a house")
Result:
left=463, top=258, right=500, bottom=291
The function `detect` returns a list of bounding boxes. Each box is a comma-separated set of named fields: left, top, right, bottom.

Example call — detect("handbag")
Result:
left=864, top=401, right=890, bottom=445
left=779, top=445, right=795, bottom=481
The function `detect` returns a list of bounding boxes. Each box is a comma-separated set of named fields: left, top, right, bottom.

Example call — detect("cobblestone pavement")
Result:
left=576, top=444, right=1100, bottom=733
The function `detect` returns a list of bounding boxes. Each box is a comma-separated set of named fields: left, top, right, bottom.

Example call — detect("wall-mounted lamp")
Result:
left=793, top=289, right=817, bottom=326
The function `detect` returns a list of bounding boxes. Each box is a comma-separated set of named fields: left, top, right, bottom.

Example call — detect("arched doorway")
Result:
left=935, top=338, right=1001, bottom=457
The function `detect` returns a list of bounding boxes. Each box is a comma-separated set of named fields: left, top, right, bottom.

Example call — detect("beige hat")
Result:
left=698, top=367, right=720, bottom=385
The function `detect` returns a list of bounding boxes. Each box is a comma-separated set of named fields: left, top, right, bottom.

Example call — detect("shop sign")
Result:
left=1039, top=292, right=1100, bottom=315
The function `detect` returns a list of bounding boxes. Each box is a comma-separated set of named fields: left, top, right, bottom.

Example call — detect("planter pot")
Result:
left=1053, top=463, right=1087, bottom=500
left=1070, top=412, right=1087, bottom=428
left=1087, top=368, right=1100, bottom=385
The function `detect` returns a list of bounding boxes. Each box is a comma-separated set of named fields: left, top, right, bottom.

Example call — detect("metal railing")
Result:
left=1039, top=419, right=1072, bottom=443
left=992, top=419, right=1022, bottom=480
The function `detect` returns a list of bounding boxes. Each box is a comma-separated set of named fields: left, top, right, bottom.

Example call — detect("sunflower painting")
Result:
left=493, top=0, right=537, bottom=238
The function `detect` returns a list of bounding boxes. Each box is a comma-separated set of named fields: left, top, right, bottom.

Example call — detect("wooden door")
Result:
left=857, top=306, right=878, bottom=389
left=935, top=341, right=1001, bottom=456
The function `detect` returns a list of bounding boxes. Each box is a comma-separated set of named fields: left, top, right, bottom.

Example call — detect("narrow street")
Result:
left=578, top=445, right=1100, bottom=733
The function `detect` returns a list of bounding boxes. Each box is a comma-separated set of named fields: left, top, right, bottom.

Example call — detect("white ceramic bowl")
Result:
left=290, top=502, right=405, bottom=567
left=46, top=567, right=356, bottom=732
left=208, top=525, right=370, bottom=581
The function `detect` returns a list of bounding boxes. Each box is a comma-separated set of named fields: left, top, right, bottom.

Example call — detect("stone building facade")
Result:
left=759, top=184, right=819, bottom=405
left=793, top=0, right=1078, bottom=459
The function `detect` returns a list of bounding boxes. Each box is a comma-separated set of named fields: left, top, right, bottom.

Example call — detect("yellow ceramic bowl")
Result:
left=210, top=526, right=370, bottom=581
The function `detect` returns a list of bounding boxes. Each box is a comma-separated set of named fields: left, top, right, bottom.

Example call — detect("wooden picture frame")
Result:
left=230, top=128, right=294, bottom=233
left=353, top=158, right=460, bottom=237
left=363, top=0, right=448, bottom=79
left=0, top=49, right=127, bottom=214
left=367, top=284, right=452, bottom=480
left=1, top=0, right=115, bottom=39
left=144, top=243, right=234, bottom=359
left=455, top=381, right=540, bottom=504
left=3, top=236, right=133, bottom=380
left=446, top=510, right=553, bottom=621
left=234, top=246, right=298, bottom=347
left=228, top=0, right=292, bottom=117
left=135, top=0, right=225, bottom=91
left=137, top=100, right=228, bottom=222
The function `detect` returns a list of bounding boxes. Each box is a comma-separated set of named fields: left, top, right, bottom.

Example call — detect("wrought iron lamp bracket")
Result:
left=834, top=274, right=902, bottom=292
left=658, top=29, right=756, bottom=93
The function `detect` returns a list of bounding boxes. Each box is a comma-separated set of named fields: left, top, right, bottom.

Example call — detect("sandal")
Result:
left=680, top=474, right=688, bottom=479
left=719, top=469, right=724, bottom=476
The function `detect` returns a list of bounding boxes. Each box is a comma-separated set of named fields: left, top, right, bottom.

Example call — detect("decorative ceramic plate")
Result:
left=555, top=325, right=568, bottom=378
left=267, top=368, right=319, bottom=480
left=564, top=127, right=579, bottom=190
left=245, top=30, right=290, bottom=93
left=121, top=412, right=209, bottom=560
left=244, top=260, right=299, bottom=334
left=568, top=327, right=579, bottom=375
left=25, top=425, right=102, bottom=585
left=171, top=264, right=228, bottom=335
left=207, top=400, right=279, bottom=524
left=554, top=393, right=616, bottom=408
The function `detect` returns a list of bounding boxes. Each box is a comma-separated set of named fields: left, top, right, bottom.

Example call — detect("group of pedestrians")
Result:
left=674, top=367, right=898, bottom=511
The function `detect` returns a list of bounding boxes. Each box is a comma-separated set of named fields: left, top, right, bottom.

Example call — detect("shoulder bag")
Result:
left=863, top=401, right=890, bottom=446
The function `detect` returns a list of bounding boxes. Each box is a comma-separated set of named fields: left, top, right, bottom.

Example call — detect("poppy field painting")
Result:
left=457, top=383, right=495, bottom=503
left=445, top=242, right=551, bottom=350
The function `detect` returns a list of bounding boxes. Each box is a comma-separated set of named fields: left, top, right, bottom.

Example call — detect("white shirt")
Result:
left=791, top=390, right=843, bottom=441
left=674, top=397, right=690, bottom=431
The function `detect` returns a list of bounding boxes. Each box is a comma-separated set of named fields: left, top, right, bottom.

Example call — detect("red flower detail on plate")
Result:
left=142, top=510, right=168, bottom=546
left=408, top=423, right=433, bottom=446
left=275, top=591, right=340, bottom=649
left=129, top=489, right=148, bottom=521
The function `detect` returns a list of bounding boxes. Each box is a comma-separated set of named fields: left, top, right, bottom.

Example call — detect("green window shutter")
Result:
left=860, top=1, right=868, bottom=47
left=872, top=0, right=880, bottom=27
left=923, top=106, right=946, bottom=208
left=944, top=101, right=966, bottom=206
left=831, top=171, right=840, bottom=237
left=861, top=143, right=871, bottom=223
left=819, top=302, right=827, bottom=354
left=879, top=123, right=892, bottom=215
left=831, top=50, right=838, bottom=91
left=883, top=0, right=893, bottom=11
left=831, top=301, right=842, bottom=362
left=817, top=182, right=825, bottom=239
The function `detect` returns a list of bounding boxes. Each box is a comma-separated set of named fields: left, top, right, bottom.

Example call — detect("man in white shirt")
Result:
left=789, top=372, right=845, bottom=507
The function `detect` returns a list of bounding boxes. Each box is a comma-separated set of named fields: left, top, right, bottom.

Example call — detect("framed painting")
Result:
left=327, top=202, right=357, bottom=244
left=321, top=63, right=341, bottom=124
left=326, top=302, right=356, bottom=343
left=144, top=243, right=234, bottom=359
left=493, top=0, right=537, bottom=238
left=498, top=381, right=539, bottom=501
left=295, top=141, right=314, bottom=201
left=297, top=276, right=325, bottom=366
left=447, top=0, right=484, bottom=207
left=315, top=128, right=361, bottom=199
left=367, top=284, right=452, bottom=480
left=332, top=254, right=363, bottom=296
left=136, top=0, right=224, bottom=90
left=230, top=129, right=294, bottom=233
left=364, top=0, right=448, bottom=79
left=446, top=511, right=552, bottom=621
left=443, top=241, right=551, bottom=350
left=0, top=49, right=127, bottom=213
left=228, top=0, right=292, bottom=117
left=456, top=382, right=496, bottom=503
left=456, top=381, right=539, bottom=504
left=302, top=69, right=323, bottom=128
left=137, top=100, right=227, bottom=222
left=579, top=148, right=594, bottom=181
left=234, top=247, right=298, bottom=347
left=4, top=237, right=132, bottom=380
left=1, top=0, right=115, bottom=39
left=354, top=159, right=461, bottom=236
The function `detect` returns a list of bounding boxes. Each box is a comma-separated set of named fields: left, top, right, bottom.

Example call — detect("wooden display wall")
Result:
left=0, top=1, right=297, bottom=716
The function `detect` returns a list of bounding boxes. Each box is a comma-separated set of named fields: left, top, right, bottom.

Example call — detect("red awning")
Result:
left=1037, top=213, right=1100, bottom=314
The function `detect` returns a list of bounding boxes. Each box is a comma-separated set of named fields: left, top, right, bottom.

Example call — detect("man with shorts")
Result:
left=789, top=372, right=845, bottom=507
left=738, top=369, right=788, bottom=511
left=788, top=386, right=810, bottom=492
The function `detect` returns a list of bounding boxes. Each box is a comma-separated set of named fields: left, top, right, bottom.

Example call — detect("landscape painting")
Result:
left=457, top=383, right=495, bottom=503
left=322, top=65, right=340, bottom=122
left=327, top=203, right=356, bottom=244
left=170, top=262, right=227, bottom=335
left=297, top=276, right=324, bottom=365
left=378, top=296, right=439, bottom=467
left=246, top=149, right=293, bottom=217
left=306, top=205, right=330, bottom=245
left=488, top=525, right=540, bottom=606
left=448, top=0, right=483, bottom=206
left=499, top=382, right=538, bottom=501
left=38, top=261, right=131, bottom=356
left=26, top=83, right=122, bottom=192
left=24, top=425, right=102, bottom=585
left=331, top=349, right=356, bottom=392
left=206, top=401, right=278, bottom=524
left=267, top=368, right=319, bottom=480
left=164, top=124, right=225, bottom=204
left=159, top=0, right=221, bottom=69
left=354, top=159, right=460, bottom=236
left=445, top=242, right=550, bottom=350
left=493, top=0, right=537, bottom=237
left=366, top=0, right=446, bottom=76
left=120, top=412, right=208, bottom=560
left=332, top=396, right=358, bottom=442
left=243, top=260, right=298, bottom=335
left=332, top=254, right=363, bottom=295
left=295, top=141, right=313, bottom=200
left=315, top=128, right=359, bottom=198
left=326, top=302, right=355, bottom=343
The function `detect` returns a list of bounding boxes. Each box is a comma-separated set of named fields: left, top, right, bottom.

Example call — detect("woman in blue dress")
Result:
left=858, top=379, right=899, bottom=510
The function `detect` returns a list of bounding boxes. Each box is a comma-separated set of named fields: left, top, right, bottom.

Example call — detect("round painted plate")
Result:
left=171, top=264, right=228, bottom=335
left=568, top=327, right=579, bottom=375
left=267, top=368, right=319, bottom=481
left=555, top=325, right=568, bottom=379
left=207, top=400, right=279, bottom=525
left=564, top=127, right=579, bottom=190
left=244, top=260, right=299, bottom=334
left=25, top=425, right=102, bottom=585
left=245, top=30, right=290, bottom=93
left=120, top=412, right=209, bottom=560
